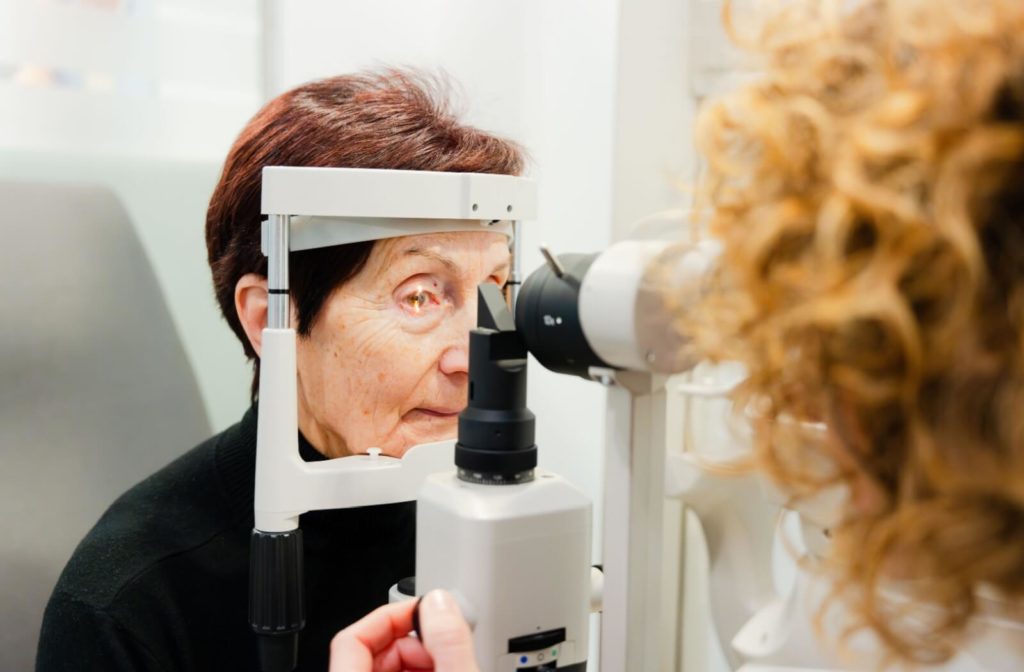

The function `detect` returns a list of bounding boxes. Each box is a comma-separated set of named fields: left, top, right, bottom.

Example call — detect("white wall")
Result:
left=0, top=0, right=262, bottom=161
left=0, top=0, right=266, bottom=432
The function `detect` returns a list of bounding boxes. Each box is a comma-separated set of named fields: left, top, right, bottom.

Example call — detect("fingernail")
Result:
left=427, top=589, right=459, bottom=614
left=412, top=596, right=424, bottom=640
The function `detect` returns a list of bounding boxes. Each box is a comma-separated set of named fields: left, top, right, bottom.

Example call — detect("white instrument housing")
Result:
left=578, top=238, right=720, bottom=374
left=416, top=472, right=593, bottom=672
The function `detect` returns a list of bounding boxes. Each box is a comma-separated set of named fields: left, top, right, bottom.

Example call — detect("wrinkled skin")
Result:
left=293, top=231, right=510, bottom=458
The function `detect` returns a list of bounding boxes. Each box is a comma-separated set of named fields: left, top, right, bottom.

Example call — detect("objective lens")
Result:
left=514, top=253, right=608, bottom=378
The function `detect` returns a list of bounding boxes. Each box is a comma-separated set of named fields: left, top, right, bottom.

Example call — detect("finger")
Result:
left=330, top=599, right=418, bottom=670
left=329, top=631, right=371, bottom=672
left=369, top=636, right=434, bottom=672
left=419, top=590, right=480, bottom=671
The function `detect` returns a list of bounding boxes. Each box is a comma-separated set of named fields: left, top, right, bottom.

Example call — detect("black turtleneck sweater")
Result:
left=35, top=406, right=417, bottom=672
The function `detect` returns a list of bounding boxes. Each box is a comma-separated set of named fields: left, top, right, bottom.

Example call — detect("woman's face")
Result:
left=295, top=231, right=510, bottom=458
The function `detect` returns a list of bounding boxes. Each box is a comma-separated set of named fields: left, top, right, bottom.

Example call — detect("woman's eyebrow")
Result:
left=395, top=246, right=510, bottom=278
left=402, top=247, right=459, bottom=274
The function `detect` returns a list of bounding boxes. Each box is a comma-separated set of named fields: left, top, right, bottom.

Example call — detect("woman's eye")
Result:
left=401, top=286, right=442, bottom=315
left=407, top=292, right=429, bottom=312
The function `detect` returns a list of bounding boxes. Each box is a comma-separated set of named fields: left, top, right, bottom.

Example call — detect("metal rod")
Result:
left=267, top=214, right=290, bottom=330
left=538, top=244, right=567, bottom=278
left=509, top=220, right=522, bottom=308
left=601, top=373, right=668, bottom=672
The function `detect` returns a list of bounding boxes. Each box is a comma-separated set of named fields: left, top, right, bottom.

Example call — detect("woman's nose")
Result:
left=438, top=345, right=469, bottom=376
left=437, top=293, right=479, bottom=376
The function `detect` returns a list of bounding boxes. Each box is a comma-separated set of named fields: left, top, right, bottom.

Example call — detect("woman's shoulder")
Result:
left=51, top=410, right=258, bottom=614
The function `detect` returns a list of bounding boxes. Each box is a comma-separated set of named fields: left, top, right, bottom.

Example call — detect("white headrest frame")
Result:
left=261, top=217, right=513, bottom=254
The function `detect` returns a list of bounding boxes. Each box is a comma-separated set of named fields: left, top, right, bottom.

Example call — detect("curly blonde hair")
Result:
left=694, top=0, right=1024, bottom=665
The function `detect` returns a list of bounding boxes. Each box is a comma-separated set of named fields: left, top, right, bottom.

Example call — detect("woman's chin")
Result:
left=377, top=410, right=460, bottom=457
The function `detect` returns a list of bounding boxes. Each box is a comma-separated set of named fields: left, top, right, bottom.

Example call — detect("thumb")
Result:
left=419, top=590, right=479, bottom=671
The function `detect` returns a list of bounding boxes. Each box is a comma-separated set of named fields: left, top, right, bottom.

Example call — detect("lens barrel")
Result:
left=514, top=253, right=608, bottom=378
left=454, top=284, right=538, bottom=484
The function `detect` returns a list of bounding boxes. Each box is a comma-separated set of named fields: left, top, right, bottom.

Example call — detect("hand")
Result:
left=329, top=589, right=479, bottom=672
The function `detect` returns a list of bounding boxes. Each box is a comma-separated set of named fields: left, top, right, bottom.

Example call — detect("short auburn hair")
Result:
left=206, top=70, right=524, bottom=400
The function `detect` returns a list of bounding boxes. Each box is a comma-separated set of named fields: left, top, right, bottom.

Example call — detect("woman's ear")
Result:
left=235, top=273, right=268, bottom=357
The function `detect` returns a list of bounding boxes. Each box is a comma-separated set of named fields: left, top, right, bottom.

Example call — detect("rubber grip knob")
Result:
left=250, top=529, right=305, bottom=672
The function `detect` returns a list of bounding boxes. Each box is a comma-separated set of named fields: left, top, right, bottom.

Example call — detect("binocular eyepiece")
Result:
left=515, top=239, right=719, bottom=379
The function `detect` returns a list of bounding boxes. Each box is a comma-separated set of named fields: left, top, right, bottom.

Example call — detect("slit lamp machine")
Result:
left=249, top=166, right=851, bottom=672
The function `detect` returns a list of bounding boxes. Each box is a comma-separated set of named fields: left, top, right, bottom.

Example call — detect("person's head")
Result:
left=696, top=0, right=1024, bottom=664
left=207, top=70, right=523, bottom=458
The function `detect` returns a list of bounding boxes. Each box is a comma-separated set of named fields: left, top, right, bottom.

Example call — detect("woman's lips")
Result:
left=411, top=407, right=461, bottom=418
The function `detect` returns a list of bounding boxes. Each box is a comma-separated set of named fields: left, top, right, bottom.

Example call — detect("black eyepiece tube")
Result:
left=514, top=252, right=607, bottom=378
left=454, top=284, right=537, bottom=483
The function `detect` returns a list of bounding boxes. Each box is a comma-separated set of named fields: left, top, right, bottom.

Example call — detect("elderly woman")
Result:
left=36, top=71, right=522, bottom=672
